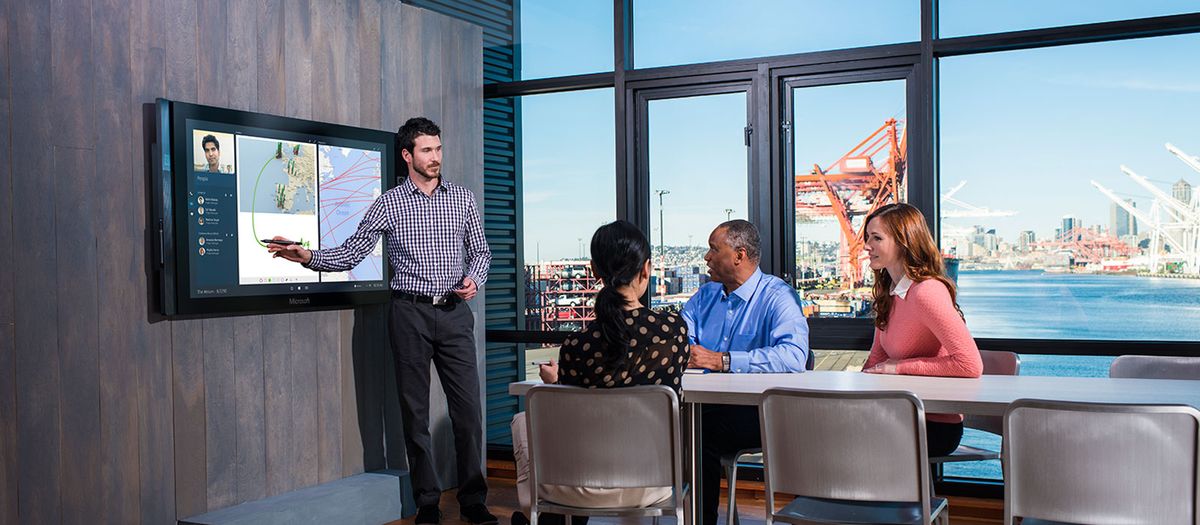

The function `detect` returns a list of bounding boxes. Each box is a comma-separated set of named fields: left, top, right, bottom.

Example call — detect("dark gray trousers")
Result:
left=389, top=298, right=487, bottom=508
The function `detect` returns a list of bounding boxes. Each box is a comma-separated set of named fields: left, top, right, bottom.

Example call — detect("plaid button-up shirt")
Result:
left=306, top=176, right=491, bottom=296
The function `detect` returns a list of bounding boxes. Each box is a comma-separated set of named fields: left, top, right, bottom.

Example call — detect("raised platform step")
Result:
left=181, top=470, right=414, bottom=525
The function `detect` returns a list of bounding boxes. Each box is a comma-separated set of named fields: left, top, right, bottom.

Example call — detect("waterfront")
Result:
left=957, top=270, right=1200, bottom=341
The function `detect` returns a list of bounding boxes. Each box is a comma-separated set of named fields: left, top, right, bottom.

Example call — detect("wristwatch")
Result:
left=721, top=352, right=731, bottom=373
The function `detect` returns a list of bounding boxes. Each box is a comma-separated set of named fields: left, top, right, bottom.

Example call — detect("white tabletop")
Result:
left=509, top=371, right=1200, bottom=416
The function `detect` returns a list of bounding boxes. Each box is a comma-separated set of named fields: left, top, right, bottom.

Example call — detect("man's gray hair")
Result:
left=718, top=219, right=760, bottom=262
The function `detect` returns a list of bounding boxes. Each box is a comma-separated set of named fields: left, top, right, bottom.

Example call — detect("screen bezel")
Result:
left=157, top=98, right=396, bottom=316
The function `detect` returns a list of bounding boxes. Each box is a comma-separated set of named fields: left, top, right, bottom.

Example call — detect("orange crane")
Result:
left=796, top=118, right=907, bottom=287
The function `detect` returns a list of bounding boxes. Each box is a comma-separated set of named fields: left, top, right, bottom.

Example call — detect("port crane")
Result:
left=796, top=118, right=906, bottom=287
left=1091, top=143, right=1200, bottom=275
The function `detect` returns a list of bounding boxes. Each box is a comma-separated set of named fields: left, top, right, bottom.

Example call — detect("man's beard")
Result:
left=414, top=163, right=441, bottom=180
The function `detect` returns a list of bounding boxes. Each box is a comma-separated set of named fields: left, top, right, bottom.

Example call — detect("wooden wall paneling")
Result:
left=226, top=0, right=258, bottom=113
left=51, top=0, right=94, bottom=150
left=290, top=311, right=320, bottom=489
left=261, top=313, right=296, bottom=496
left=226, top=0, right=268, bottom=507
left=358, top=0, right=383, bottom=131
left=283, top=0, right=314, bottom=121
left=0, top=6, right=18, bottom=525
left=172, top=318, right=207, bottom=518
left=232, top=316, right=267, bottom=503
left=93, top=0, right=141, bottom=521
left=53, top=0, right=103, bottom=512
left=131, top=0, right=175, bottom=520
left=202, top=315, right=237, bottom=511
left=196, top=0, right=229, bottom=109
left=380, top=0, right=407, bottom=136
left=164, top=0, right=198, bottom=103
left=317, top=307, right=344, bottom=484
left=255, top=0, right=285, bottom=117
left=49, top=14, right=102, bottom=520
left=49, top=0, right=109, bottom=492
left=11, top=0, right=63, bottom=522
left=54, top=145, right=103, bottom=525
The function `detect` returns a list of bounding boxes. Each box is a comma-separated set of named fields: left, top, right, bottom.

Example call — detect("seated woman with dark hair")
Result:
left=511, top=220, right=690, bottom=525
left=860, top=203, right=983, bottom=457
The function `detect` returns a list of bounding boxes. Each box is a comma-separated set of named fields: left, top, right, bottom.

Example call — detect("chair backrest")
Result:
left=1110, top=355, right=1200, bottom=380
left=1004, top=399, right=1200, bottom=525
left=525, top=384, right=681, bottom=491
left=759, top=388, right=932, bottom=508
left=963, top=350, right=1021, bottom=435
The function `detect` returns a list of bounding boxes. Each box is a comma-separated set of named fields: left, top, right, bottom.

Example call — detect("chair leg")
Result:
left=936, top=508, right=950, bottom=525
left=725, top=462, right=738, bottom=525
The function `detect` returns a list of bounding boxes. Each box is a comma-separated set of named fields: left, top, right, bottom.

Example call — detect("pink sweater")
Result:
left=864, top=278, right=983, bottom=424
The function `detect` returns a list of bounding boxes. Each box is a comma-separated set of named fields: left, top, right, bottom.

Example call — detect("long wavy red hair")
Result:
left=864, top=203, right=963, bottom=330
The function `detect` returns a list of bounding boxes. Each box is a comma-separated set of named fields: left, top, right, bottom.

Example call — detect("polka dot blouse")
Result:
left=557, top=307, right=690, bottom=393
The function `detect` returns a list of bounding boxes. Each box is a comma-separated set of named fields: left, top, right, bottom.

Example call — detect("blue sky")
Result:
left=515, top=1, right=1200, bottom=261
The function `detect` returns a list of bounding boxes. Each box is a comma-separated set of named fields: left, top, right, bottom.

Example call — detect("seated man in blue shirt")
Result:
left=682, top=219, right=809, bottom=525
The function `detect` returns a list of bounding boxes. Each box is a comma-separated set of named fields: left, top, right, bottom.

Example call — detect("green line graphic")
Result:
left=251, top=154, right=275, bottom=248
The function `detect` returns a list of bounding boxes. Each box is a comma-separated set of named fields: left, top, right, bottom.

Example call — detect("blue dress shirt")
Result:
left=681, top=269, right=810, bottom=373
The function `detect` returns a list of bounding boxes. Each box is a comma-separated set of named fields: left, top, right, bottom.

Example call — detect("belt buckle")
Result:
left=430, top=294, right=449, bottom=306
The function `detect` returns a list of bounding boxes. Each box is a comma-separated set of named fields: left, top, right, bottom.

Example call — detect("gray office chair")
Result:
left=929, top=350, right=1020, bottom=481
left=759, top=388, right=949, bottom=525
left=720, top=351, right=816, bottom=525
left=1109, top=354, right=1200, bottom=379
left=1003, top=399, right=1200, bottom=525
left=525, top=384, right=687, bottom=525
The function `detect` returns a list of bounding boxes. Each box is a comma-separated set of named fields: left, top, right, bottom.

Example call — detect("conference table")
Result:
left=509, top=371, right=1200, bottom=524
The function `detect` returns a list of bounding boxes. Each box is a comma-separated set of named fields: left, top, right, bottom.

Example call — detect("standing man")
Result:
left=270, top=117, right=495, bottom=525
left=201, top=134, right=225, bottom=173
left=681, top=219, right=809, bottom=525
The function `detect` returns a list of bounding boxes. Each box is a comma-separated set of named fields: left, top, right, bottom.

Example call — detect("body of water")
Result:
left=956, top=270, right=1200, bottom=341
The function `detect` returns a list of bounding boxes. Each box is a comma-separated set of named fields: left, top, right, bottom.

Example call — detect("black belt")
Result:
left=392, top=290, right=460, bottom=305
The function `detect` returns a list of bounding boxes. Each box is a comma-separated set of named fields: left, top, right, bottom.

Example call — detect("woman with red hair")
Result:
left=860, top=203, right=983, bottom=456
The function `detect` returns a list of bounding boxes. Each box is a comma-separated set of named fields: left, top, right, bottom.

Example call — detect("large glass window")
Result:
left=633, top=1, right=918, bottom=69
left=940, top=0, right=1200, bottom=38
left=940, top=33, right=1200, bottom=342
left=646, top=91, right=750, bottom=307
left=518, top=0, right=613, bottom=80
left=520, top=89, right=616, bottom=333
left=791, top=79, right=908, bottom=318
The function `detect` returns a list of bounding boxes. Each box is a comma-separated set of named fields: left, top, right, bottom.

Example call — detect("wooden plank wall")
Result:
left=0, top=1, right=485, bottom=523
